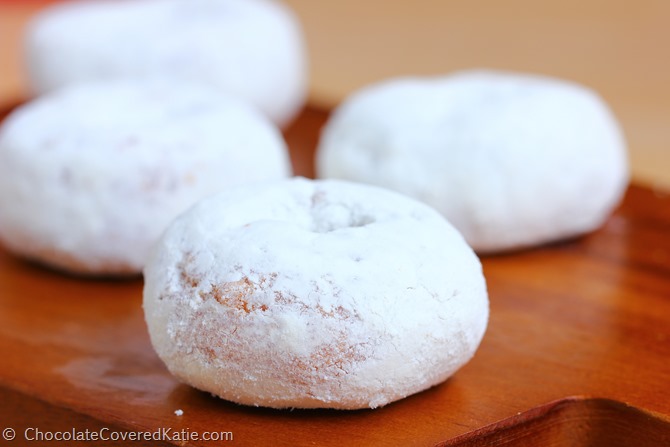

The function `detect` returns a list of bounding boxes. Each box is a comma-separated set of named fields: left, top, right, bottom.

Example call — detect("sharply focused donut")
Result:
left=0, top=80, right=291, bottom=275
left=316, top=70, right=629, bottom=253
left=143, top=177, right=489, bottom=409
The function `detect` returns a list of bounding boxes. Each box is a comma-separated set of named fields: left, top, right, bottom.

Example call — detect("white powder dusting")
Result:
left=317, top=70, right=629, bottom=252
left=143, top=178, right=489, bottom=409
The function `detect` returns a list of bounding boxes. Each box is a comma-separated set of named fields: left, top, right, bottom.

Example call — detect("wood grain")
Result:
left=0, top=104, right=669, bottom=446
left=439, top=398, right=670, bottom=446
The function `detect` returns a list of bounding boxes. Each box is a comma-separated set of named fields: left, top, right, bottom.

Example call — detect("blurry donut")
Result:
left=317, top=70, right=629, bottom=252
left=25, top=0, right=307, bottom=126
left=0, top=80, right=291, bottom=275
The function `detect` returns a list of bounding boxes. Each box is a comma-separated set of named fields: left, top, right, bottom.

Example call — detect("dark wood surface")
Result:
left=0, top=104, right=669, bottom=446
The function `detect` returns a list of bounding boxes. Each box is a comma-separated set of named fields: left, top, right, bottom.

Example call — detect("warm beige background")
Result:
left=1, top=0, right=668, bottom=188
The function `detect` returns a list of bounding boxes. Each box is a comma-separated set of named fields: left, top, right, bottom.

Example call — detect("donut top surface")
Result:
left=1, top=80, right=284, bottom=163
left=147, top=177, right=485, bottom=308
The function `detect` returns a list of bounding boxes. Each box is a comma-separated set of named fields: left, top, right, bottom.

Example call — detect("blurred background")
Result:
left=1, top=0, right=668, bottom=188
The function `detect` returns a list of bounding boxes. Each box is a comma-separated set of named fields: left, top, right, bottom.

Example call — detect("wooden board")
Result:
left=0, top=104, right=669, bottom=446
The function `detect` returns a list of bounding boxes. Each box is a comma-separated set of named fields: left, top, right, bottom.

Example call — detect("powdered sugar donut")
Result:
left=0, top=80, right=291, bottom=275
left=143, top=178, right=489, bottom=409
left=317, top=70, right=629, bottom=253
left=25, top=0, right=307, bottom=126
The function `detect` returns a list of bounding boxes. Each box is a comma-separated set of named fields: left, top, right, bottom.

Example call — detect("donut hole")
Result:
left=310, top=206, right=376, bottom=233
left=308, top=189, right=377, bottom=233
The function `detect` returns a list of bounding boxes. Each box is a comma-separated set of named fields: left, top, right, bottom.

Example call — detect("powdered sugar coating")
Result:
left=143, top=178, right=489, bottom=409
left=25, top=0, right=307, bottom=126
left=317, top=70, right=629, bottom=252
left=0, top=80, right=291, bottom=275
